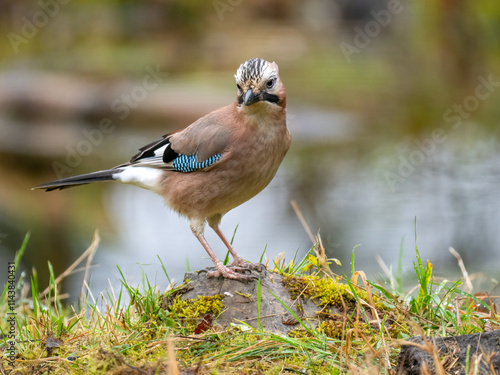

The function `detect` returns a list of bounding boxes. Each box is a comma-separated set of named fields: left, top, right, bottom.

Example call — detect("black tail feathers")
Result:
left=32, top=169, right=121, bottom=192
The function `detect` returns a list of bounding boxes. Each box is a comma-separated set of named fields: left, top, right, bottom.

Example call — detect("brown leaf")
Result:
left=194, top=314, right=213, bottom=334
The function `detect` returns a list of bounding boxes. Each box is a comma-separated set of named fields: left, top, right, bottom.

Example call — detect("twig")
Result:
left=40, top=229, right=100, bottom=298
left=449, top=247, right=473, bottom=293
left=290, top=200, right=315, bottom=244
left=167, top=339, right=179, bottom=375
left=80, top=230, right=100, bottom=305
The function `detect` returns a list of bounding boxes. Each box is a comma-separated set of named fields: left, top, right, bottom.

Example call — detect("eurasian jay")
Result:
left=33, top=58, right=291, bottom=281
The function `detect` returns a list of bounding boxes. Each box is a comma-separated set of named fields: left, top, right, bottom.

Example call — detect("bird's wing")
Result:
left=121, top=111, right=230, bottom=172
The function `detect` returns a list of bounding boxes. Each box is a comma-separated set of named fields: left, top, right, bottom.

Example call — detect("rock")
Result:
left=161, top=267, right=403, bottom=340
left=396, top=330, right=500, bottom=374
left=163, top=268, right=320, bottom=334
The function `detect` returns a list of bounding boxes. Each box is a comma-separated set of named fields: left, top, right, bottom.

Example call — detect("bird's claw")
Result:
left=197, top=261, right=264, bottom=282
left=228, top=266, right=253, bottom=274
left=205, top=266, right=259, bottom=283
left=230, top=259, right=265, bottom=272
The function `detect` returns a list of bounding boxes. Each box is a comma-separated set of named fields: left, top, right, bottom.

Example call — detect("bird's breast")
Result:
left=161, top=117, right=290, bottom=219
left=227, top=119, right=290, bottom=189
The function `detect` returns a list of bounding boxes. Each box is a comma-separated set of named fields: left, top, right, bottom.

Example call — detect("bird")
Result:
left=33, top=58, right=291, bottom=282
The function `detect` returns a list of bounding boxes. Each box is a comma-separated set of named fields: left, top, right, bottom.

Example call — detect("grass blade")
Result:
left=269, top=290, right=318, bottom=338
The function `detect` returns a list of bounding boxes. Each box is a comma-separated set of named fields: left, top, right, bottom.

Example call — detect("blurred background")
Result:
left=1, top=0, right=500, bottom=300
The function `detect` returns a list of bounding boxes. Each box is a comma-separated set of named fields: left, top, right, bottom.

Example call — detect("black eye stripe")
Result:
left=263, top=92, right=279, bottom=103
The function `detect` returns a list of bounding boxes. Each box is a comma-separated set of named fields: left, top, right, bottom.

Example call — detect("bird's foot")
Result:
left=229, top=257, right=265, bottom=272
left=201, top=265, right=258, bottom=282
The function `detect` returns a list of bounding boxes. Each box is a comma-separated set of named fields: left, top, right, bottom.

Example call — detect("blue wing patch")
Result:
left=172, top=153, right=222, bottom=172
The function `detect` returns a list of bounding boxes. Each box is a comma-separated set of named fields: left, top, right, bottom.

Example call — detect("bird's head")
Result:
left=234, top=58, right=286, bottom=112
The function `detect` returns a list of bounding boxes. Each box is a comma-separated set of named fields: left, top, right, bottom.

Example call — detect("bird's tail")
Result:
left=32, top=168, right=122, bottom=191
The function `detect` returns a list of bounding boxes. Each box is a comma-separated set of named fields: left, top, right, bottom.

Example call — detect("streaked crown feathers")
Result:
left=234, top=58, right=278, bottom=86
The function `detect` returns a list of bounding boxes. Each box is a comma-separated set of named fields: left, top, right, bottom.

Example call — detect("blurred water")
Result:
left=318, top=140, right=500, bottom=274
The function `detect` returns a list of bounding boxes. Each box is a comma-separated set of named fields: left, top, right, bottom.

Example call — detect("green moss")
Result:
left=318, top=314, right=346, bottom=339
left=282, top=274, right=411, bottom=340
left=318, top=317, right=370, bottom=340
left=166, top=294, right=224, bottom=331
left=282, top=274, right=384, bottom=309
left=287, top=327, right=311, bottom=338
left=170, top=294, right=224, bottom=318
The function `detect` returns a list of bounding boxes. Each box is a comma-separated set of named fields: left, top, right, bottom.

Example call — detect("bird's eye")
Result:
left=236, top=84, right=242, bottom=91
left=266, top=78, right=276, bottom=89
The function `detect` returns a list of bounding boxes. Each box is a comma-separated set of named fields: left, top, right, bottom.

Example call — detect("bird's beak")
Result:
left=244, top=89, right=262, bottom=106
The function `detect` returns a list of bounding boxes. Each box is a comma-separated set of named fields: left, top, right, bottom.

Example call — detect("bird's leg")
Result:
left=190, top=219, right=257, bottom=281
left=208, top=220, right=264, bottom=272
left=212, top=226, right=247, bottom=267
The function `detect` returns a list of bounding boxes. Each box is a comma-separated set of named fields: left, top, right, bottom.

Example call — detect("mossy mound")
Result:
left=161, top=268, right=408, bottom=339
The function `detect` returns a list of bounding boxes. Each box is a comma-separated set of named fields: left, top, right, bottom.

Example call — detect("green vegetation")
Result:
left=1, top=230, right=499, bottom=374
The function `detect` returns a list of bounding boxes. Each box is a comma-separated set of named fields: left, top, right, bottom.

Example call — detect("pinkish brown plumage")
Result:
left=33, top=58, right=291, bottom=281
